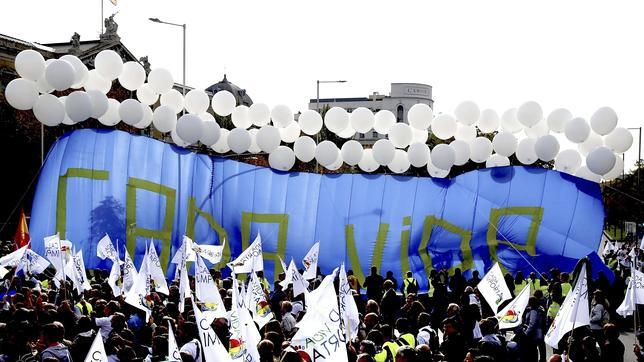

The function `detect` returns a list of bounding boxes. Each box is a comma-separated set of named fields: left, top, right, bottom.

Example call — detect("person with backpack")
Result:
left=590, top=290, right=610, bottom=346
left=523, top=296, right=547, bottom=362
left=401, top=271, right=419, bottom=297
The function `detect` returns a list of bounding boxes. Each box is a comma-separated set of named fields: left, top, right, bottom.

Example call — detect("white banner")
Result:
left=496, top=284, right=531, bottom=329
left=302, top=241, right=320, bottom=280
left=545, top=264, right=589, bottom=348
left=477, top=262, right=512, bottom=313
left=229, top=233, right=263, bottom=273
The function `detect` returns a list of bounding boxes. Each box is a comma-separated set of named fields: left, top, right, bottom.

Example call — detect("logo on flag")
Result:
left=256, top=300, right=272, bottom=317
left=229, top=338, right=247, bottom=358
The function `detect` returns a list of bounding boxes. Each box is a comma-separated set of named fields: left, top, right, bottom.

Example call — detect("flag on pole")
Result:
left=194, top=254, right=227, bottom=324
left=192, top=240, right=225, bottom=264
left=496, top=284, right=531, bottom=329
left=124, top=250, right=151, bottom=322
left=229, top=233, right=263, bottom=273
left=306, top=267, right=339, bottom=307
left=16, top=249, right=50, bottom=275
left=477, top=262, right=513, bottom=313
left=84, top=332, right=108, bottom=362
left=67, top=248, right=91, bottom=293
left=339, top=263, right=360, bottom=340
left=545, top=263, right=590, bottom=348
left=13, top=209, right=30, bottom=249
left=147, top=242, right=169, bottom=295
left=191, top=299, right=233, bottom=362
left=172, top=236, right=196, bottom=266
left=617, top=268, right=644, bottom=317
left=43, top=234, right=65, bottom=284
left=0, top=244, right=28, bottom=269
left=602, top=241, right=617, bottom=257
left=107, top=258, right=122, bottom=297
left=302, top=241, right=320, bottom=280
left=246, top=271, right=274, bottom=329
left=122, top=249, right=137, bottom=294
left=167, top=321, right=181, bottom=361
left=229, top=275, right=261, bottom=362
left=96, top=234, right=118, bottom=261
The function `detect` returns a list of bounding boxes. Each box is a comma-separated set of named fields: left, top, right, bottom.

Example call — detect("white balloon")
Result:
left=372, top=139, right=396, bottom=166
left=134, top=105, right=153, bottom=129
left=33, top=94, right=65, bottom=126
left=324, top=107, right=349, bottom=133
left=152, top=105, right=177, bottom=133
left=227, top=128, right=251, bottom=154
left=268, top=146, right=296, bottom=171
left=199, top=113, right=221, bottom=146
left=492, top=131, right=518, bottom=157
left=341, top=140, right=364, bottom=166
left=84, top=69, right=111, bottom=94
left=374, top=110, right=396, bottom=134
left=293, top=136, right=316, bottom=162
left=249, top=103, right=271, bottom=127
left=210, top=90, right=236, bottom=117
left=450, top=139, right=471, bottom=166
left=176, top=114, right=203, bottom=145
left=534, top=135, right=560, bottom=162
left=427, top=156, right=450, bottom=178
left=94, top=50, right=123, bottom=80
left=590, top=107, right=618, bottom=136
left=516, top=101, right=543, bottom=127
left=279, top=121, right=301, bottom=143
left=160, top=89, right=184, bottom=114
left=523, top=120, right=549, bottom=138
left=555, top=149, right=582, bottom=174
left=231, top=105, right=252, bottom=129
left=407, top=103, right=433, bottom=130
left=575, top=166, right=601, bottom=183
left=136, top=84, right=159, bottom=106
left=578, top=133, right=603, bottom=156
left=603, top=155, right=624, bottom=181
left=431, top=114, right=457, bottom=140
left=45, top=59, right=75, bottom=91
left=184, top=89, right=210, bottom=114
left=604, top=127, right=633, bottom=154
left=351, top=107, right=375, bottom=133
left=388, top=149, right=410, bottom=174
left=315, top=140, right=339, bottom=166
left=454, top=124, right=477, bottom=141
left=118, top=99, right=143, bottom=126
left=516, top=138, right=538, bottom=165
left=454, top=101, right=480, bottom=125
left=271, top=104, right=293, bottom=128
left=117, top=61, right=146, bottom=91
left=256, top=125, right=281, bottom=153
left=407, top=143, right=430, bottom=168
left=586, top=146, right=616, bottom=176
left=388, top=123, right=413, bottom=148
left=98, top=99, right=121, bottom=126
left=15, top=49, right=45, bottom=81
left=211, top=129, right=230, bottom=153
left=546, top=108, right=572, bottom=133
left=337, top=125, right=356, bottom=139
left=564, top=117, right=591, bottom=143
left=36, top=73, right=54, bottom=94
left=247, top=128, right=261, bottom=153
left=298, top=110, right=323, bottom=135
left=358, top=149, right=379, bottom=173
left=87, top=90, right=109, bottom=119
left=412, top=128, right=428, bottom=144
left=5, top=78, right=38, bottom=110
left=486, top=154, right=510, bottom=168
left=469, top=137, right=493, bottom=163
left=476, top=109, right=500, bottom=133
left=65, top=91, right=93, bottom=123
left=147, top=68, right=174, bottom=94
left=326, top=153, right=344, bottom=171
left=60, top=55, right=88, bottom=89
left=171, top=129, right=190, bottom=148
left=501, top=108, right=523, bottom=133
left=294, top=136, right=316, bottom=162
left=431, top=144, right=456, bottom=170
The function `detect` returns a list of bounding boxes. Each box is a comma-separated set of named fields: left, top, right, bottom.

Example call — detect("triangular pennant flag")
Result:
left=122, top=249, right=137, bottom=294
left=13, top=209, right=30, bottom=249
left=228, top=233, right=263, bottom=273
left=69, top=249, right=91, bottom=293
left=107, top=258, right=122, bottom=297
left=339, top=263, right=360, bottom=340
left=496, top=284, right=531, bottom=329
left=191, top=299, right=233, bottom=362
left=16, top=249, right=50, bottom=275
left=43, top=234, right=65, bottom=284
left=545, top=263, right=590, bottom=348
left=147, top=242, right=169, bottom=295
left=617, top=268, right=644, bottom=317
left=84, top=331, right=108, bottom=362
left=278, top=256, right=292, bottom=289
left=477, top=262, right=513, bottom=313
left=290, top=260, right=310, bottom=298
left=194, top=254, right=227, bottom=324
left=246, top=271, right=274, bottom=329
left=302, top=241, right=320, bottom=280
left=172, top=236, right=195, bottom=266
left=96, top=234, right=118, bottom=261
left=167, top=321, right=181, bottom=361
left=229, top=275, right=261, bottom=362
left=306, top=267, right=339, bottom=307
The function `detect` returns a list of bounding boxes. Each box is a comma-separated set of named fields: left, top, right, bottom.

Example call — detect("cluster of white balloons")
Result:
left=7, top=50, right=633, bottom=182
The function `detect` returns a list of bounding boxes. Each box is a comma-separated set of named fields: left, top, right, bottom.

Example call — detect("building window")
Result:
left=396, top=105, right=404, bottom=122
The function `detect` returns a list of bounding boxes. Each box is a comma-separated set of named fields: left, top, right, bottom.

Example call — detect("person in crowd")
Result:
left=401, top=271, right=419, bottom=297
left=347, top=269, right=361, bottom=294
left=40, top=322, right=72, bottom=362
left=385, top=271, right=398, bottom=291
left=601, top=323, right=624, bottom=362
left=523, top=296, right=546, bottom=362
left=440, top=317, right=466, bottom=362
left=589, top=290, right=610, bottom=346
left=365, top=266, right=384, bottom=302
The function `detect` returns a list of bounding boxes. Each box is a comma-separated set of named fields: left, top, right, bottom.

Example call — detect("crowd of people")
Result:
left=0, top=238, right=643, bottom=362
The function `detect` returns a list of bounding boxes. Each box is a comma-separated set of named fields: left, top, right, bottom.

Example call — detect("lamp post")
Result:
left=149, top=17, right=186, bottom=97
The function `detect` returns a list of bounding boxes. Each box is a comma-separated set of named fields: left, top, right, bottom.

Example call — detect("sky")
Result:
left=1, top=0, right=642, bottom=170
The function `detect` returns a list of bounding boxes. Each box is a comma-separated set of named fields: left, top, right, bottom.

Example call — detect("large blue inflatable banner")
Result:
left=29, top=129, right=606, bottom=289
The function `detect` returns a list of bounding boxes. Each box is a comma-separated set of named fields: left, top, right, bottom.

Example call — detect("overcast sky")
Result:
left=2, top=0, right=642, bottom=170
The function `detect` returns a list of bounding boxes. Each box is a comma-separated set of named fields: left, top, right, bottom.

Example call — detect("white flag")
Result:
left=278, top=256, right=292, bottom=289
left=67, top=249, right=91, bottom=293
left=84, top=332, right=108, bottom=362
left=229, top=276, right=261, bottom=362
left=246, top=271, right=274, bottom=329
left=122, top=249, right=137, bottom=294
left=191, top=299, right=233, bottom=362
left=292, top=268, right=348, bottom=362
left=167, top=321, right=181, bottom=361
left=0, top=266, right=9, bottom=279
left=306, top=268, right=339, bottom=307
left=302, top=241, right=320, bottom=280
left=147, top=242, right=169, bottom=295
left=477, top=263, right=513, bottom=313
left=107, top=259, right=122, bottom=297
left=193, top=241, right=225, bottom=265
left=194, top=254, right=227, bottom=324
left=290, top=260, right=310, bottom=298
left=96, top=234, right=117, bottom=261
left=617, top=268, right=644, bottom=317
left=172, top=236, right=195, bottom=266
left=16, top=249, right=50, bottom=275
left=496, top=284, right=531, bottom=329
left=0, top=244, right=28, bottom=268
left=229, top=233, right=263, bottom=273
left=43, top=235, right=65, bottom=283
left=545, top=263, right=590, bottom=348
left=124, top=253, right=152, bottom=322
left=602, top=241, right=617, bottom=257
left=339, top=263, right=360, bottom=340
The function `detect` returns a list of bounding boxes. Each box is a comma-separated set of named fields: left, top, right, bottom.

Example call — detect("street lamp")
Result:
left=149, top=17, right=186, bottom=97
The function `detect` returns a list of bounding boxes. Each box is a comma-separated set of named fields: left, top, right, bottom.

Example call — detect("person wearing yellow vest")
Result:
left=514, top=271, right=528, bottom=296
left=547, top=292, right=563, bottom=325
left=401, top=271, right=419, bottom=297
left=559, top=272, right=572, bottom=297
left=375, top=324, right=400, bottom=362
left=75, top=297, right=93, bottom=316
left=527, top=272, right=541, bottom=293
left=256, top=270, right=271, bottom=293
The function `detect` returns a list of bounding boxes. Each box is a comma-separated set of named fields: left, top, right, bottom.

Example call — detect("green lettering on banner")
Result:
left=56, top=168, right=109, bottom=239
left=400, top=216, right=412, bottom=276
left=241, top=212, right=288, bottom=278
left=345, top=223, right=389, bottom=283
left=487, top=207, right=543, bottom=267
left=186, top=197, right=231, bottom=270
left=417, top=215, right=473, bottom=275
left=126, top=177, right=176, bottom=272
